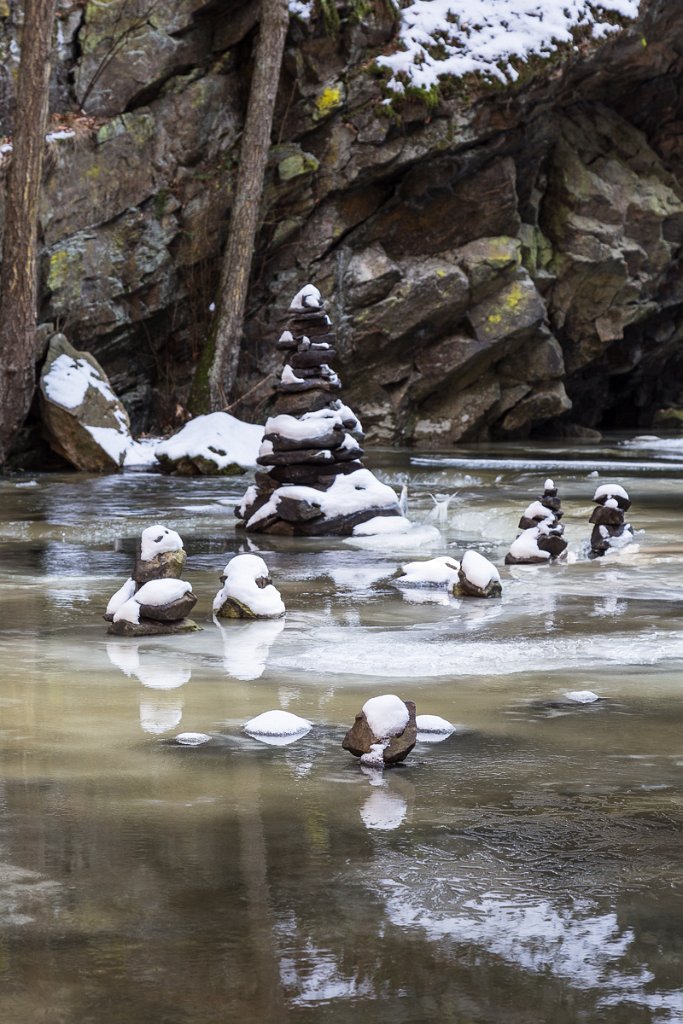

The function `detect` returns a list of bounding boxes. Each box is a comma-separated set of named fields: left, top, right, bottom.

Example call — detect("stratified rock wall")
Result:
left=1, top=0, right=682, bottom=445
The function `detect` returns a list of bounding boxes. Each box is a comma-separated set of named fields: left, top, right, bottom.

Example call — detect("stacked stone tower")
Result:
left=505, top=478, right=568, bottom=564
left=589, top=483, right=633, bottom=557
left=236, top=285, right=403, bottom=536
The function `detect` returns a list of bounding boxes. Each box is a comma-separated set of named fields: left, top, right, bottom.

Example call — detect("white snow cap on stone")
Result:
left=363, top=694, right=409, bottom=739
left=140, top=525, right=183, bottom=561
left=594, top=483, right=629, bottom=502
left=461, top=550, right=500, bottom=588
left=244, top=709, right=312, bottom=736
left=112, top=579, right=192, bottom=623
left=523, top=500, right=554, bottom=521
left=507, top=528, right=551, bottom=561
left=154, top=412, right=262, bottom=472
left=397, top=555, right=460, bottom=586
left=43, top=353, right=117, bottom=410
left=213, top=553, right=285, bottom=618
left=281, top=364, right=305, bottom=385
left=106, top=577, right=136, bottom=618
left=289, top=283, right=322, bottom=311
left=278, top=329, right=294, bottom=344
left=544, top=479, right=555, bottom=491
left=265, top=411, right=342, bottom=441
left=135, top=579, right=192, bottom=607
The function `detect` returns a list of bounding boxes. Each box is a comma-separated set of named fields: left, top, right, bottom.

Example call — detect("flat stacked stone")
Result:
left=589, top=483, right=633, bottom=558
left=105, top=525, right=199, bottom=635
left=236, top=284, right=403, bottom=536
left=505, top=478, right=568, bottom=564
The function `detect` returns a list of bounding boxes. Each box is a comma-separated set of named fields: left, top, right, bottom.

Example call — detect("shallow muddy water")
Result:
left=0, top=436, right=682, bottom=1023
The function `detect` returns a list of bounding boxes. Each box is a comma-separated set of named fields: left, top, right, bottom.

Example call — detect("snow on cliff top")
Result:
left=376, top=0, right=639, bottom=91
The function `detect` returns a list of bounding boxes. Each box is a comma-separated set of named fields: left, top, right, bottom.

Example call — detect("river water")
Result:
left=0, top=436, right=682, bottom=1023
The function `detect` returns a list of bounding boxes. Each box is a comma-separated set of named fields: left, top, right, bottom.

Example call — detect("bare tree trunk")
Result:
left=200, top=0, right=289, bottom=412
left=0, top=0, right=57, bottom=465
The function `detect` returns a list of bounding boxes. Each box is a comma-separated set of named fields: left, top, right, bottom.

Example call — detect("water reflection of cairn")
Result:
left=235, top=284, right=403, bottom=536
left=589, top=483, right=633, bottom=558
left=104, top=525, right=199, bottom=636
left=505, top=478, right=568, bottom=564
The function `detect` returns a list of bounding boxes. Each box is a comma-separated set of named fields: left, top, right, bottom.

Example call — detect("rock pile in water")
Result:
left=589, top=483, right=633, bottom=557
left=505, top=478, right=568, bottom=564
left=235, top=284, right=404, bottom=536
left=343, top=694, right=417, bottom=768
left=213, top=554, right=285, bottom=619
left=105, top=525, right=199, bottom=635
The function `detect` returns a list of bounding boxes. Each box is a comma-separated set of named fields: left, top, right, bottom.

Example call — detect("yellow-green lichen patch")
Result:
left=313, top=84, right=345, bottom=122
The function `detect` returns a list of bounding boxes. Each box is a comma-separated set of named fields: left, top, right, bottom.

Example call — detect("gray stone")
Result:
left=107, top=617, right=201, bottom=637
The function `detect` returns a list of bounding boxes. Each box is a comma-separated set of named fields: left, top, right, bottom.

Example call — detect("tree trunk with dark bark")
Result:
left=195, top=0, right=289, bottom=413
left=0, top=0, right=57, bottom=465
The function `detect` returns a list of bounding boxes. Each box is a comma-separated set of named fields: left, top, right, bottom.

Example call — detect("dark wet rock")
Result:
left=342, top=700, right=417, bottom=767
left=107, top=616, right=200, bottom=637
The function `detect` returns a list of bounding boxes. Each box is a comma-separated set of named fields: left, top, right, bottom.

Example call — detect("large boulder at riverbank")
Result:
left=39, top=335, right=132, bottom=471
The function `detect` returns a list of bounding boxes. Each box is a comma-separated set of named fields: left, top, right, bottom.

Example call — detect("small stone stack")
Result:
left=105, top=525, right=199, bottom=636
left=236, top=284, right=403, bottom=536
left=589, top=483, right=633, bottom=558
left=505, top=478, right=567, bottom=564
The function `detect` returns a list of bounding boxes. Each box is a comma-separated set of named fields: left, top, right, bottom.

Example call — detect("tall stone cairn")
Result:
left=589, top=484, right=633, bottom=558
left=505, top=478, right=568, bottom=564
left=235, top=284, right=403, bottom=535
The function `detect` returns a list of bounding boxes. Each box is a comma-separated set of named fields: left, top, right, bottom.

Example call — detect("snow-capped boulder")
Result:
left=39, top=334, right=133, bottom=472
left=213, top=554, right=285, bottom=619
left=154, top=412, right=262, bottom=476
left=133, top=525, right=186, bottom=584
left=455, top=549, right=502, bottom=598
left=396, top=555, right=460, bottom=586
left=342, top=694, right=417, bottom=767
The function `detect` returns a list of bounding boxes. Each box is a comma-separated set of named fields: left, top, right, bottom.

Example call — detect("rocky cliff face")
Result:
left=1, top=0, right=682, bottom=447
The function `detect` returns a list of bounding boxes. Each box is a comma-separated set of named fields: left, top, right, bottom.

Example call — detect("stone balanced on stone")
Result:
left=589, top=483, right=633, bottom=558
left=105, top=525, right=199, bottom=635
left=505, top=478, right=568, bottom=564
left=343, top=694, right=417, bottom=768
left=235, top=284, right=404, bottom=536
left=213, top=554, right=285, bottom=619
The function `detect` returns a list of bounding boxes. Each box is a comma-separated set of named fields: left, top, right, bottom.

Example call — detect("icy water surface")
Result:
left=1, top=437, right=682, bottom=1023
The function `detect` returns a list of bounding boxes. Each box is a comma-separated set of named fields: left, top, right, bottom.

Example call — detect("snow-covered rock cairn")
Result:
left=453, top=549, right=502, bottom=598
left=213, top=554, right=285, bottom=619
left=343, top=694, right=417, bottom=768
left=505, top=478, right=568, bottom=565
left=589, top=483, right=633, bottom=558
left=235, top=284, right=404, bottom=536
left=105, top=525, right=199, bottom=636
